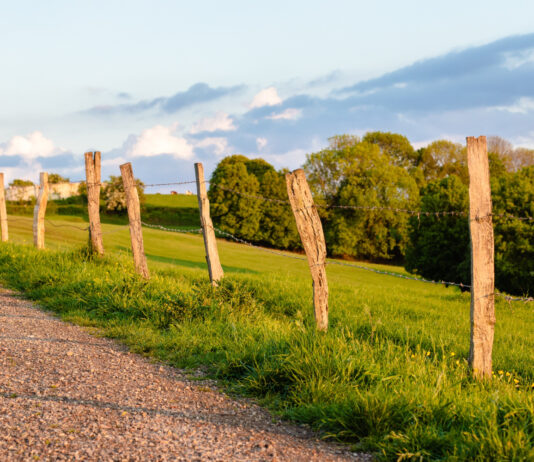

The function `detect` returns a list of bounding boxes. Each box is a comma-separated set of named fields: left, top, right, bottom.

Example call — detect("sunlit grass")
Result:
left=1, top=214, right=533, bottom=460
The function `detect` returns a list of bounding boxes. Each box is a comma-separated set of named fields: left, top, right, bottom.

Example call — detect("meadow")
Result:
left=1, top=198, right=533, bottom=460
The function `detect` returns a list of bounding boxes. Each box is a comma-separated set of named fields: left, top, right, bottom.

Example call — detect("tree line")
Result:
left=208, top=133, right=533, bottom=296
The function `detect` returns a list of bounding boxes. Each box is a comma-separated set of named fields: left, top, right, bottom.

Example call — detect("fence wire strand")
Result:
left=4, top=177, right=532, bottom=302
left=209, top=184, right=533, bottom=222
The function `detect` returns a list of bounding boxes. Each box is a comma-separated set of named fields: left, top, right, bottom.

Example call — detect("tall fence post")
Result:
left=120, top=162, right=150, bottom=279
left=0, top=173, right=8, bottom=242
left=33, top=172, right=49, bottom=249
left=85, top=151, right=104, bottom=255
left=286, top=169, right=328, bottom=331
left=467, top=136, right=495, bottom=379
left=195, top=163, right=224, bottom=285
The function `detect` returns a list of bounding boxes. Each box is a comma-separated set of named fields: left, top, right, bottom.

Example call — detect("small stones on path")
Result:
left=0, top=288, right=370, bottom=461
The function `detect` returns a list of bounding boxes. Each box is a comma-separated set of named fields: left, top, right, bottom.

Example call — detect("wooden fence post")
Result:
left=0, top=173, right=8, bottom=242
left=286, top=169, right=328, bottom=331
left=33, top=172, right=49, bottom=249
left=120, top=162, right=150, bottom=279
left=195, top=163, right=224, bottom=285
left=467, top=136, right=495, bottom=379
left=85, top=151, right=104, bottom=255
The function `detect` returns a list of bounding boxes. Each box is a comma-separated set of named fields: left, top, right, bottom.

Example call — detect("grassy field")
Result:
left=1, top=209, right=533, bottom=460
left=6, top=194, right=200, bottom=228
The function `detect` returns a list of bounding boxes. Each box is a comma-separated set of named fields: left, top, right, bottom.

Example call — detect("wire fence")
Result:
left=210, top=184, right=533, bottom=222
left=4, top=176, right=532, bottom=303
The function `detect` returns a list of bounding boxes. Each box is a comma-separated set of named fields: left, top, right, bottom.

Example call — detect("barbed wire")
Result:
left=208, top=185, right=533, bottom=222
left=209, top=184, right=290, bottom=204
left=141, top=221, right=202, bottom=234
left=201, top=225, right=532, bottom=303
left=100, top=225, right=130, bottom=236
left=44, top=220, right=89, bottom=231
left=211, top=226, right=309, bottom=261
left=142, top=180, right=198, bottom=188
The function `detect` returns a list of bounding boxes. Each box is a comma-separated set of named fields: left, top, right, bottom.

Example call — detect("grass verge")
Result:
left=0, top=242, right=532, bottom=460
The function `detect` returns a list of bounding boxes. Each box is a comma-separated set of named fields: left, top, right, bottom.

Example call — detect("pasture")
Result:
left=1, top=201, right=533, bottom=460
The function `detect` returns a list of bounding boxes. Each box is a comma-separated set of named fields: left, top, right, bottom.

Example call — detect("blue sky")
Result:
left=1, top=0, right=534, bottom=189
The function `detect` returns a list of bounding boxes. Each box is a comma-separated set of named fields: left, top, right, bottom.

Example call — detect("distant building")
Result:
left=185, top=190, right=194, bottom=195
left=6, top=182, right=82, bottom=201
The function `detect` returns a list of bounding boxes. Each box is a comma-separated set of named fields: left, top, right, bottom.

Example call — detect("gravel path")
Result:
left=0, top=288, right=369, bottom=461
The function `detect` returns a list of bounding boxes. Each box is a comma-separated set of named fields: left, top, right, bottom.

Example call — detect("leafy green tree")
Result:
left=48, top=173, right=70, bottom=184
left=302, top=135, right=359, bottom=207
left=406, top=168, right=533, bottom=296
left=405, top=175, right=470, bottom=286
left=363, top=131, right=417, bottom=168
left=326, top=141, right=420, bottom=260
left=257, top=169, right=300, bottom=249
left=492, top=166, right=534, bottom=295
left=103, top=175, right=145, bottom=212
left=208, top=155, right=300, bottom=248
left=208, top=157, right=262, bottom=240
left=9, top=179, right=34, bottom=187
left=416, top=140, right=468, bottom=184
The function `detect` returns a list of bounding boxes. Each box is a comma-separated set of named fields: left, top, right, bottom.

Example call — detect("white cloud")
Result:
left=256, top=137, right=268, bottom=150
left=194, top=137, right=231, bottom=156
left=1, top=131, right=59, bottom=159
left=190, top=112, right=236, bottom=134
left=128, top=124, right=193, bottom=159
left=493, top=97, right=534, bottom=114
left=249, top=87, right=283, bottom=108
left=267, top=108, right=302, bottom=121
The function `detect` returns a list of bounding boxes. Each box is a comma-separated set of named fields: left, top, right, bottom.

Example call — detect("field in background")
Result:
left=1, top=196, right=534, bottom=460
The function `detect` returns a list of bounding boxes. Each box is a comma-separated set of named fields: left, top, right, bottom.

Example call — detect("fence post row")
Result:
left=286, top=169, right=329, bottom=331
left=195, top=162, right=224, bottom=285
left=33, top=172, right=49, bottom=250
left=467, top=136, right=495, bottom=379
left=0, top=173, right=8, bottom=242
left=85, top=151, right=104, bottom=255
left=120, top=162, right=150, bottom=279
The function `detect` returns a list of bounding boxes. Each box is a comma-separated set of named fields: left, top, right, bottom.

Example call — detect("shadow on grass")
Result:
left=138, top=251, right=259, bottom=275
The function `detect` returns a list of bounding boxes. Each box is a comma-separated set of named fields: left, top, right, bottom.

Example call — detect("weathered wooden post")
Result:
left=0, top=173, right=8, bottom=242
left=467, top=136, right=495, bottom=379
left=33, top=172, right=49, bottom=249
left=85, top=151, right=104, bottom=255
left=286, top=169, right=328, bottom=331
left=120, top=162, right=150, bottom=279
left=195, top=163, right=224, bottom=285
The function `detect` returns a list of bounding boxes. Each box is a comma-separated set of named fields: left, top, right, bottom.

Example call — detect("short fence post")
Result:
left=0, top=173, right=8, bottom=242
left=467, top=136, right=495, bottom=379
left=286, top=169, right=328, bottom=331
left=195, top=163, right=224, bottom=285
left=85, top=151, right=104, bottom=255
left=33, top=172, right=49, bottom=249
left=120, top=162, right=150, bottom=279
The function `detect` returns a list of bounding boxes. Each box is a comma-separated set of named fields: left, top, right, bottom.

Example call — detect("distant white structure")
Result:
left=185, top=190, right=194, bottom=195
left=6, top=182, right=82, bottom=201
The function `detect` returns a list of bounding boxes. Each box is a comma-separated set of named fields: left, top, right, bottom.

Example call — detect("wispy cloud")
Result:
left=84, top=82, right=245, bottom=116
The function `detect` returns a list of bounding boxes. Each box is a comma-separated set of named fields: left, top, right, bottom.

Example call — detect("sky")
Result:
left=1, top=0, right=534, bottom=190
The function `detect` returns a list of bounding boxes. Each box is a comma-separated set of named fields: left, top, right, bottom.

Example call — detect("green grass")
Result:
left=1, top=215, right=533, bottom=460
left=6, top=193, right=200, bottom=228
left=144, top=193, right=198, bottom=208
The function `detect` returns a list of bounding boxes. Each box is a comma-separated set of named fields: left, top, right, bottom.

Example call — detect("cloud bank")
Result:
left=2, top=33, right=534, bottom=186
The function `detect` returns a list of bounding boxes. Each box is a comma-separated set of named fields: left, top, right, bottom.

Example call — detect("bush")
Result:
left=103, top=175, right=145, bottom=213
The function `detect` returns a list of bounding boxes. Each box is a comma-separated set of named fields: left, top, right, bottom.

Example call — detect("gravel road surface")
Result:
left=0, top=288, right=369, bottom=461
